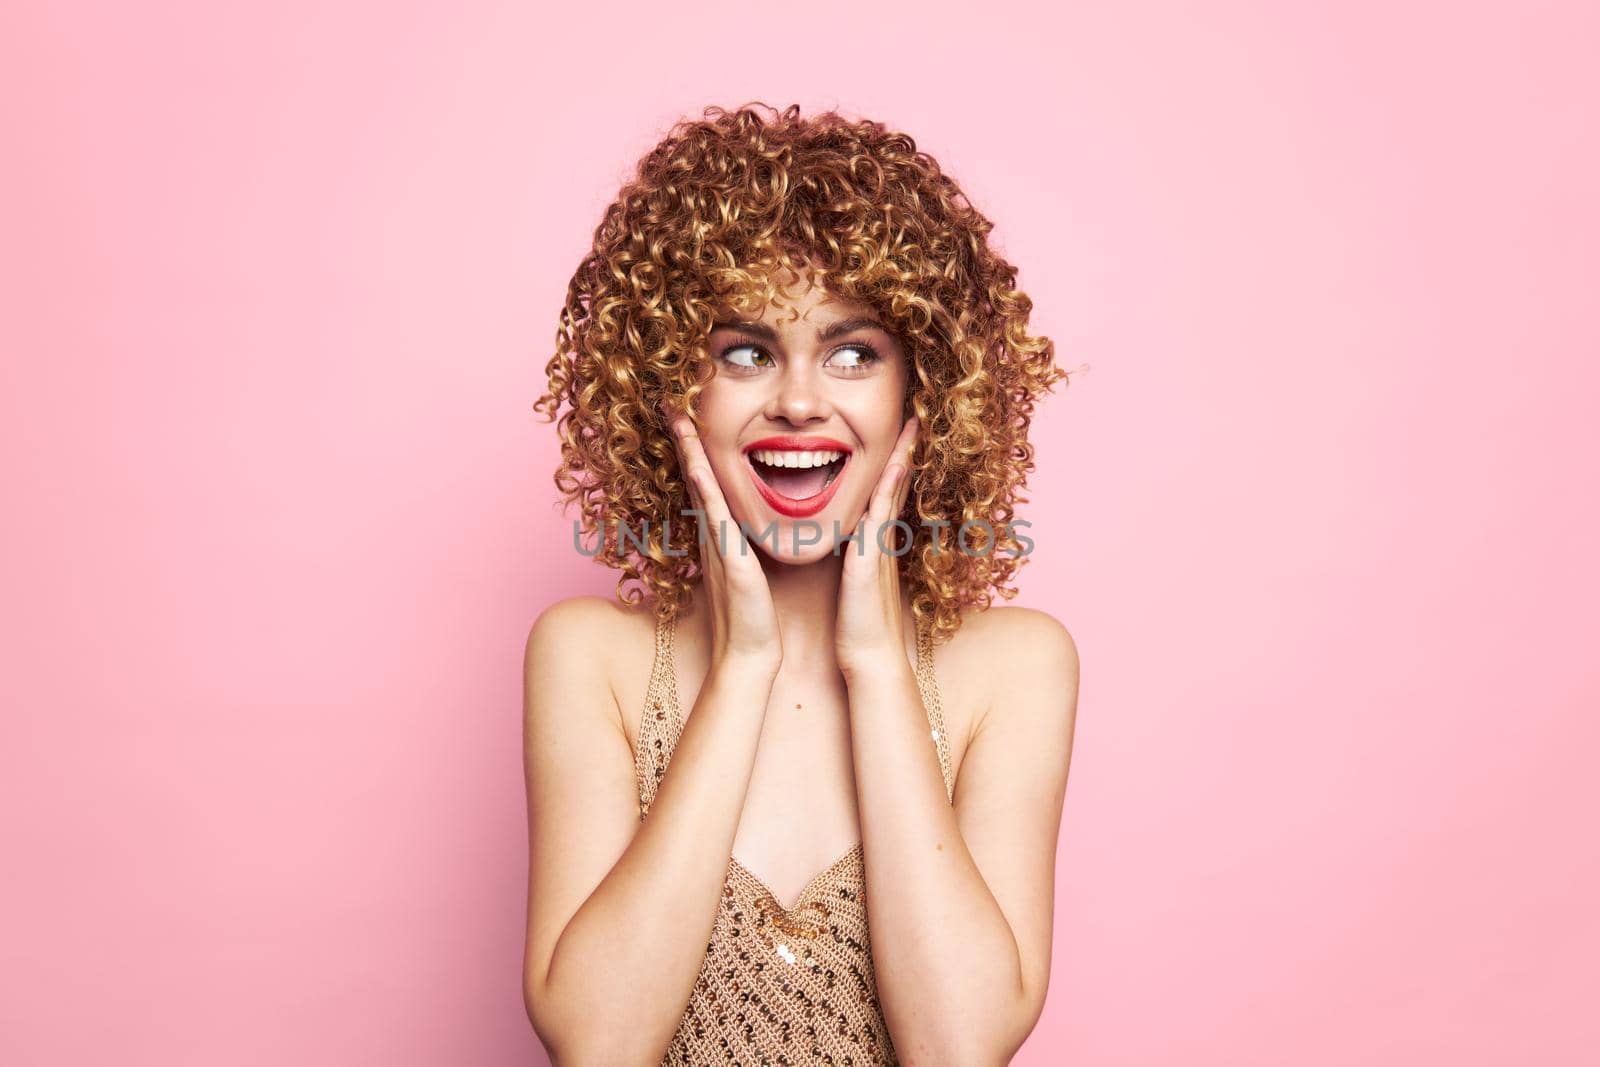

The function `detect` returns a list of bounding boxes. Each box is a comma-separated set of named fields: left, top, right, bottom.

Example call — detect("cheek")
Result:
left=872, top=357, right=910, bottom=429
left=688, top=394, right=755, bottom=505
left=692, top=389, right=744, bottom=455
left=844, top=380, right=908, bottom=445
left=695, top=375, right=761, bottom=426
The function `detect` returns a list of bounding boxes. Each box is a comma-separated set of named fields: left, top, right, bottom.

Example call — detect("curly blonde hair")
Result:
left=534, top=102, right=1072, bottom=644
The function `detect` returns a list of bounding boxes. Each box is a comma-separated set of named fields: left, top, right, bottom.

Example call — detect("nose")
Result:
left=765, top=360, right=830, bottom=425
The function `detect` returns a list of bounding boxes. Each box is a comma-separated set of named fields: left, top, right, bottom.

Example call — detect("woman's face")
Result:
left=693, top=268, right=910, bottom=565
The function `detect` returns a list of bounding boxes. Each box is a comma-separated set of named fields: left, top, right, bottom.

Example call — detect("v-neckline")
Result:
left=728, top=840, right=863, bottom=916
left=640, top=608, right=952, bottom=918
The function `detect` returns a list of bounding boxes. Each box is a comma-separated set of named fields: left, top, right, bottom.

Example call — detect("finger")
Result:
left=665, top=414, right=716, bottom=559
left=888, top=415, right=920, bottom=518
left=673, top=417, right=723, bottom=535
left=867, top=415, right=919, bottom=527
left=670, top=415, right=742, bottom=563
left=665, top=415, right=707, bottom=529
left=852, top=462, right=902, bottom=572
left=864, top=416, right=921, bottom=564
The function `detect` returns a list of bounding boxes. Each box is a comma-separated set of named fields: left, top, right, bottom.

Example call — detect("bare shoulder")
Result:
left=942, top=605, right=1080, bottom=733
left=523, top=595, right=659, bottom=728
left=979, top=604, right=1081, bottom=671
left=524, top=594, right=656, bottom=658
left=944, top=604, right=1078, bottom=679
left=960, top=603, right=1074, bottom=648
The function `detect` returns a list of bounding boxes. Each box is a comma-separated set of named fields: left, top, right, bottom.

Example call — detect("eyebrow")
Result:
left=710, top=316, right=888, bottom=344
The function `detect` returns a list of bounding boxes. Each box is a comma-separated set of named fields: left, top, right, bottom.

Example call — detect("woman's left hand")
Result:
left=835, top=415, right=921, bottom=679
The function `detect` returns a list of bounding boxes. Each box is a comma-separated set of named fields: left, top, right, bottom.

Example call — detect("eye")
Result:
left=719, top=343, right=774, bottom=371
left=824, top=343, right=881, bottom=374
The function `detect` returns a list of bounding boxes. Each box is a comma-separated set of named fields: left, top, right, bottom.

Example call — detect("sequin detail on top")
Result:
left=634, top=611, right=956, bottom=1067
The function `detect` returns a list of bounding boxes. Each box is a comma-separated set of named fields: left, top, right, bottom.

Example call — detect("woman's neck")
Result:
left=756, top=548, right=846, bottom=670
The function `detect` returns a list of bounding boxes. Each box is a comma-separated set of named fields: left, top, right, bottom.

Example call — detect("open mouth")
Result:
left=748, top=451, right=851, bottom=502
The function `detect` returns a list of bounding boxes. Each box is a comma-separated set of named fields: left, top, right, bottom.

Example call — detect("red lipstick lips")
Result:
left=743, top=436, right=852, bottom=519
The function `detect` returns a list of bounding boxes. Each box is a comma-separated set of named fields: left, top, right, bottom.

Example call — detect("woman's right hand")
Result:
left=666, top=407, right=783, bottom=675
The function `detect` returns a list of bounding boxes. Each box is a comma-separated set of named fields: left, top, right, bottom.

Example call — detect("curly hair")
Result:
left=534, top=102, right=1072, bottom=645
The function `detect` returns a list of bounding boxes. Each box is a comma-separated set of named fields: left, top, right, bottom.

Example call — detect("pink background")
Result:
left=4, top=1, right=1597, bottom=1063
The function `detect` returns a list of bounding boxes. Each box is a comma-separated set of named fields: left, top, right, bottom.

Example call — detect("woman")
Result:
left=523, top=103, right=1081, bottom=1066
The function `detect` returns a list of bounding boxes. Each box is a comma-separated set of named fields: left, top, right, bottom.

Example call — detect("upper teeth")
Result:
left=750, top=449, right=845, bottom=468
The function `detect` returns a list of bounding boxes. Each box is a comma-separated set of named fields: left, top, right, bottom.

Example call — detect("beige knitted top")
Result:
left=635, top=609, right=957, bottom=1067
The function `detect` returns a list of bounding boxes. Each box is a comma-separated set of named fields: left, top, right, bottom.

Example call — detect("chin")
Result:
left=765, top=542, right=841, bottom=567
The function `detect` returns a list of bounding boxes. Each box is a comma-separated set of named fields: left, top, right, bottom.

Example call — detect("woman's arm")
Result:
left=521, top=596, right=778, bottom=1066
left=846, top=607, right=1080, bottom=1067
